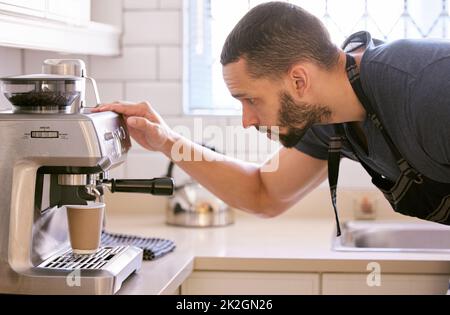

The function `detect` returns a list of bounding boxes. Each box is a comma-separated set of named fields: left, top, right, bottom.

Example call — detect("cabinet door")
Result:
left=0, top=0, right=46, bottom=17
left=47, top=0, right=90, bottom=25
left=322, top=273, right=450, bottom=295
left=181, top=271, right=319, bottom=295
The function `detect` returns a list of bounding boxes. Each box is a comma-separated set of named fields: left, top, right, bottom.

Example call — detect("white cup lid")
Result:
left=64, top=202, right=105, bottom=210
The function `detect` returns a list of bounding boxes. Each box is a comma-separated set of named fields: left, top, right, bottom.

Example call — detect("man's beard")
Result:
left=273, top=91, right=331, bottom=148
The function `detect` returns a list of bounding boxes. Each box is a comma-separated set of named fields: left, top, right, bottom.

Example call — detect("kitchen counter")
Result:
left=104, top=210, right=450, bottom=295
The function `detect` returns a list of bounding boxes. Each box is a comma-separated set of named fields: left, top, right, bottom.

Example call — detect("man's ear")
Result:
left=289, top=64, right=309, bottom=97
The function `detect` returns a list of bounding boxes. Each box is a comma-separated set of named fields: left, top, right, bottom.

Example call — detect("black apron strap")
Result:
left=328, top=124, right=345, bottom=237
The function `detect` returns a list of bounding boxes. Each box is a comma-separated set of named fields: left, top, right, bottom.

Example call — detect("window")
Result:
left=185, top=0, right=450, bottom=115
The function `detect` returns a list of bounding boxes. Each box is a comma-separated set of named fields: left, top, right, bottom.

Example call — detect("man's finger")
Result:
left=92, top=103, right=124, bottom=111
left=92, top=102, right=158, bottom=121
left=127, top=116, right=151, bottom=130
left=92, top=103, right=145, bottom=117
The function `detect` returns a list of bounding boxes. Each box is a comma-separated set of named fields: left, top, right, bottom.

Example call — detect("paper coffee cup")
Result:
left=65, top=202, right=105, bottom=255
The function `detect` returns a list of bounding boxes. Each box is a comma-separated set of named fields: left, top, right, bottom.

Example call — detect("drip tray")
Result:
left=38, top=246, right=128, bottom=270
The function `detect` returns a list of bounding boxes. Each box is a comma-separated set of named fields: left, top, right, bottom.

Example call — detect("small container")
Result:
left=65, top=202, right=105, bottom=255
left=166, top=181, right=234, bottom=227
left=353, top=195, right=378, bottom=220
left=165, top=159, right=234, bottom=227
left=0, top=74, right=83, bottom=113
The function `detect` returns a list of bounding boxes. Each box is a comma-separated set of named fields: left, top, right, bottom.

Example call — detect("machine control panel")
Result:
left=91, top=112, right=131, bottom=163
left=31, top=131, right=59, bottom=138
left=24, top=126, right=68, bottom=140
left=104, top=128, right=126, bottom=142
left=103, top=127, right=128, bottom=158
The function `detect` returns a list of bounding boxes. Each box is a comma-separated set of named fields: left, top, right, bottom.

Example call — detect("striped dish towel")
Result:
left=101, top=231, right=176, bottom=261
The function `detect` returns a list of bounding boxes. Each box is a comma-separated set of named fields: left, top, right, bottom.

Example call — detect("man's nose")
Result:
left=242, top=105, right=259, bottom=129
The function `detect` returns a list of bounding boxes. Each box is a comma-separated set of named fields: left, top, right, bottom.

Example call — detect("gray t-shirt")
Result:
left=295, top=33, right=450, bottom=183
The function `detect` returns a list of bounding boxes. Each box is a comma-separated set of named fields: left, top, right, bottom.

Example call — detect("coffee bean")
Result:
left=8, top=92, right=79, bottom=107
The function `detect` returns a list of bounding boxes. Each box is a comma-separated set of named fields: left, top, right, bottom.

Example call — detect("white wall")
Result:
left=0, top=0, right=373, bottom=189
left=0, top=47, right=22, bottom=110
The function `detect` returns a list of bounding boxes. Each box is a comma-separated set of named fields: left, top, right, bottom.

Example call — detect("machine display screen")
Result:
left=31, top=131, right=59, bottom=138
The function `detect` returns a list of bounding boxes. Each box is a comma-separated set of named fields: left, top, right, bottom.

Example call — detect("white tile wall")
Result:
left=124, top=150, right=191, bottom=186
left=165, top=116, right=229, bottom=153
left=123, top=0, right=159, bottom=10
left=0, top=47, right=22, bottom=76
left=123, top=11, right=181, bottom=45
left=123, top=151, right=170, bottom=178
left=125, top=82, right=182, bottom=115
left=90, top=46, right=157, bottom=80
left=159, top=46, right=182, bottom=80
left=123, top=0, right=183, bottom=10
left=159, top=0, right=183, bottom=9
left=165, top=116, right=228, bottom=135
left=91, top=0, right=123, bottom=30
left=0, top=47, right=22, bottom=110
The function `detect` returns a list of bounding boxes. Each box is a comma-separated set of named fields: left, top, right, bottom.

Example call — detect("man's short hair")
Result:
left=220, top=1, right=339, bottom=78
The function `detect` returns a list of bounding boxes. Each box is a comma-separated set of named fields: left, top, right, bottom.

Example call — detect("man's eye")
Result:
left=247, top=98, right=255, bottom=105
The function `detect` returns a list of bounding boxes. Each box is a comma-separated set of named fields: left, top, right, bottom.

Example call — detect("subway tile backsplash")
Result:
left=0, top=47, right=22, bottom=110
left=0, top=47, right=22, bottom=77
left=158, top=46, right=182, bottom=80
left=90, top=46, right=157, bottom=80
left=125, top=82, right=182, bottom=115
left=123, top=11, right=181, bottom=45
left=123, top=0, right=159, bottom=10
left=92, top=0, right=123, bottom=30
left=159, top=0, right=183, bottom=9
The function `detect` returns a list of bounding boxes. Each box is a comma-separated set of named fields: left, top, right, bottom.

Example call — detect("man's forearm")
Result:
left=160, top=133, right=269, bottom=215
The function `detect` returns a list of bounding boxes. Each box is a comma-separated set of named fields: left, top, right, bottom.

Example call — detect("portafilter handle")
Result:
left=102, top=177, right=174, bottom=196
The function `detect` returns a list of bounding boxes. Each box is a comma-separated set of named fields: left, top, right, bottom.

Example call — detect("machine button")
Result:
left=104, top=132, right=114, bottom=141
left=118, top=126, right=127, bottom=139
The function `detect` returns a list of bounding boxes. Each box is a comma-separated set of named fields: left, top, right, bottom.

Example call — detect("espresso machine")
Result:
left=0, top=59, right=174, bottom=294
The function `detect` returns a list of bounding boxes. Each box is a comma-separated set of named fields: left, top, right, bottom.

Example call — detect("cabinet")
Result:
left=0, top=0, right=89, bottom=23
left=47, top=0, right=91, bottom=25
left=322, top=273, right=449, bottom=295
left=0, top=0, right=120, bottom=56
left=0, top=1, right=46, bottom=17
left=181, top=271, right=449, bottom=295
left=181, top=271, right=320, bottom=295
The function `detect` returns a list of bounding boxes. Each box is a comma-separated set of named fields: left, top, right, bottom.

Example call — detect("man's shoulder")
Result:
left=362, top=38, right=450, bottom=76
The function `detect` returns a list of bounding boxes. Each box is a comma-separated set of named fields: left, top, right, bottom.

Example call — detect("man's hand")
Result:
left=91, top=101, right=173, bottom=152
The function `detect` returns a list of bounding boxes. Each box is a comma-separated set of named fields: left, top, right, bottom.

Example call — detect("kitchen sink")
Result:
left=332, top=220, right=450, bottom=253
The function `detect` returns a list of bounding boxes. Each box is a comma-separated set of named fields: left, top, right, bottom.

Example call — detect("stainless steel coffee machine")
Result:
left=0, top=59, right=174, bottom=294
